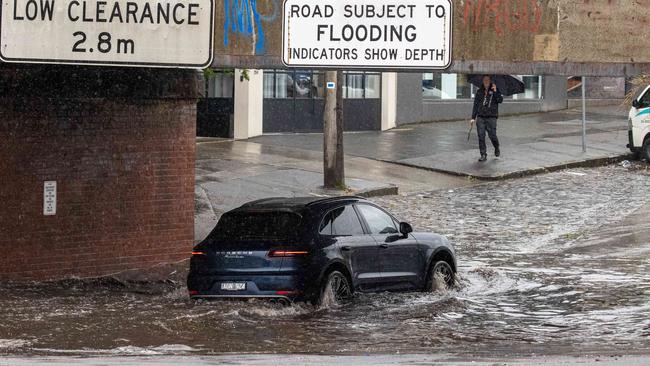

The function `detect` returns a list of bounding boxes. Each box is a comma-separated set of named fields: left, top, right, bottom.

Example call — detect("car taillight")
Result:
left=191, top=251, right=206, bottom=256
left=275, top=290, right=299, bottom=296
left=268, top=249, right=309, bottom=257
left=189, top=290, right=199, bottom=296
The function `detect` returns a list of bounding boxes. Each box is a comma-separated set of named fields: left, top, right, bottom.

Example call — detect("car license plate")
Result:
left=221, top=282, right=246, bottom=291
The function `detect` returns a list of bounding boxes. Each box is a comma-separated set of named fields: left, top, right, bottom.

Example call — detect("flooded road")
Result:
left=1, top=165, right=650, bottom=357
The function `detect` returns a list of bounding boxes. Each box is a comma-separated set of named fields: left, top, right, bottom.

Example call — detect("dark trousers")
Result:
left=476, top=117, right=499, bottom=155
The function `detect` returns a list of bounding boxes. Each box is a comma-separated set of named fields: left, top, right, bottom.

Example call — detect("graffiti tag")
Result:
left=223, top=0, right=278, bottom=55
left=463, top=0, right=543, bottom=36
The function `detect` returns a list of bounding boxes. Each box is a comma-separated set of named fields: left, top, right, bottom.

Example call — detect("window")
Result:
left=262, top=71, right=294, bottom=98
left=210, top=212, right=301, bottom=241
left=567, top=76, right=582, bottom=98
left=264, top=70, right=380, bottom=99
left=422, top=73, right=474, bottom=99
left=319, top=212, right=334, bottom=235
left=343, top=72, right=381, bottom=99
left=520, top=76, right=541, bottom=99
left=263, top=73, right=275, bottom=98
left=263, top=70, right=325, bottom=99
left=422, top=73, right=542, bottom=100
left=356, top=205, right=398, bottom=235
left=365, top=73, right=381, bottom=98
left=422, top=73, right=442, bottom=99
left=321, top=206, right=364, bottom=236
left=503, top=75, right=542, bottom=100
left=638, top=88, right=650, bottom=109
left=294, top=70, right=312, bottom=99
left=345, top=74, right=364, bottom=98
left=206, top=72, right=233, bottom=98
left=312, top=72, right=325, bottom=98
left=275, top=72, right=293, bottom=99
left=456, top=75, right=473, bottom=99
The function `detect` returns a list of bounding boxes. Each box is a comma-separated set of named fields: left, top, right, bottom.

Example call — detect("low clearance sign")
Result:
left=0, top=0, right=214, bottom=67
left=282, top=0, right=452, bottom=69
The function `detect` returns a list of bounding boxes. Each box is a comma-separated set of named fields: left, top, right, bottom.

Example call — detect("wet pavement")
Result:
left=2, top=164, right=650, bottom=358
left=194, top=138, right=471, bottom=242
left=251, top=107, right=631, bottom=179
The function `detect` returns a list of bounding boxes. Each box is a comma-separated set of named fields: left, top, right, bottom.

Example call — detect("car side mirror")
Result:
left=399, top=222, right=413, bottom=235
left=633, top=99, right=640, bottom=109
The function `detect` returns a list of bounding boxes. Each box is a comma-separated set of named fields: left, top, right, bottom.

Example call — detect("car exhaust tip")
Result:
left=268, top=297, right=291, bottom=306
left=276, top=298, right=291, bottom=306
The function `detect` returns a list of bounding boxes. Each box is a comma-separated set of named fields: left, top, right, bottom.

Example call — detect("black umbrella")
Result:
left=467, top=74, right=525, bottom=96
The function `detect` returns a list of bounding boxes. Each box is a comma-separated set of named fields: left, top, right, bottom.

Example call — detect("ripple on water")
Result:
left=2, top=166, right=650, bottom=356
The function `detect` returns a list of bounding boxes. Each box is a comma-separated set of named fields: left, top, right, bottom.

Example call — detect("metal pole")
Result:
left=581, top=76, right=587, bottom=153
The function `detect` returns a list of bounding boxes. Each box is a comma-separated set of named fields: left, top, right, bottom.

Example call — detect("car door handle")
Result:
left=341, top=246, right=352, bottom=251
left=379, top=244, right=389, bottom=249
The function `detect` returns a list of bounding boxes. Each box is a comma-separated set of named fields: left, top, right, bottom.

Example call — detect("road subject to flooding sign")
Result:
left=282, top=0, right=452, bottom=69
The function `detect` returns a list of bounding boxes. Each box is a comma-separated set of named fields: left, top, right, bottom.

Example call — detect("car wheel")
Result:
left=643, top=138, right=650, bottom=161
left=319, top=270, right=351, bottom=307
left=427, top=260, right=455, bottom=292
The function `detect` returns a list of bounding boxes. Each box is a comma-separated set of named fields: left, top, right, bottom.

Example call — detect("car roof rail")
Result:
left=238, top=197, right=285, bottom=208
left=236, top=196, right=367, bottom=210
left=305, top=195, right=366, bottom=207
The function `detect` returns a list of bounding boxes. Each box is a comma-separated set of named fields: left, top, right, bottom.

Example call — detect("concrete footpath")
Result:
left=251, top=106, right=632, bottom=180
left=194, top=138, right=471, bottom=241
left=195, top=106, right=631, bottom=240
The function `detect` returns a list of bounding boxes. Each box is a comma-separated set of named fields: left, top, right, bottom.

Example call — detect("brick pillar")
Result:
left=0, top=65, right=200, bottom=281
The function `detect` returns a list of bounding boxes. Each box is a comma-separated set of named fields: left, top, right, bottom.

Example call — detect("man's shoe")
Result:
left=478, top=155, right=487, bottom=162
left=495, top=147, right=501, bottom=157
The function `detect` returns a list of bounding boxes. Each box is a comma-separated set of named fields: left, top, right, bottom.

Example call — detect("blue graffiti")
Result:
left=223, top=0, right=277, bottom=55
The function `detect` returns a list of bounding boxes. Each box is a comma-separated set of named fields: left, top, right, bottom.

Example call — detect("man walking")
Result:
left=470, top=75, right=503, bottom=162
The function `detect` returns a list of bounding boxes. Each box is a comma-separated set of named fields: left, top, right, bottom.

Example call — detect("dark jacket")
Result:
left=472, top=85, right=503, bottom=119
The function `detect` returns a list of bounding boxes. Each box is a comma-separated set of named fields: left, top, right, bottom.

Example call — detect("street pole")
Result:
left=323, top=70, right=344, bottom=189
left=335, top=70, right=345, bottom=187
left=581, top=76, right=587, bottom=153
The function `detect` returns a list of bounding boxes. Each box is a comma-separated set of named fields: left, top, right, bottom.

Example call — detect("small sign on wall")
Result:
left=43, top=181, right=56, bottom=216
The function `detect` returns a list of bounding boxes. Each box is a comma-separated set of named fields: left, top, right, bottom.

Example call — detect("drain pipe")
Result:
left=581, top=76, right=587, bottom=153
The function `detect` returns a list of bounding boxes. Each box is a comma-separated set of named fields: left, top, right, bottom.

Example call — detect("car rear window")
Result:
left=209, top=211, right=302, bottom=240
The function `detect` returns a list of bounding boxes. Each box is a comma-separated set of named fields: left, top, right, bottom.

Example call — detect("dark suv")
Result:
left=188, top=196, right=457, bottom=304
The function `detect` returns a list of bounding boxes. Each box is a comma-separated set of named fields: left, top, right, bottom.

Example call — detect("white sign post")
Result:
left=282, top=0, right=452, bottom=69
left=43, top=181, right=56, bottom=216
left=0, top=0, right=214, bottom=68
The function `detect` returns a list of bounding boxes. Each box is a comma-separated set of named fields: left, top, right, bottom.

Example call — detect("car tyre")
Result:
left=319, top=270, right=351, bottom=307
left=426, top=260, right=455, bottom=292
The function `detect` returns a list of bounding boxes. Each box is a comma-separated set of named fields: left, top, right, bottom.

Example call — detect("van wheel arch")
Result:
left=642, top=135, right=650, bottom=161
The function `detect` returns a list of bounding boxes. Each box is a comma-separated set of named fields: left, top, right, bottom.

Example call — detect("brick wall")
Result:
left=0, top=65, right=200, bottom=281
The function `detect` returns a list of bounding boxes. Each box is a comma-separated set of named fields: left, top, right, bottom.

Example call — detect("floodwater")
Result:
left=1, top=166, right=650, bottom=357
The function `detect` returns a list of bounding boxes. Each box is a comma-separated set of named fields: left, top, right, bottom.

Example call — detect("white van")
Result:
left=629, top=85, right=650, bottom=160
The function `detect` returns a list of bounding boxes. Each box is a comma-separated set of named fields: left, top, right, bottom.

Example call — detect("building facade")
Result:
left=198, top=70, right=570, bottom=138
left=397, top=73, right=569, bottom=124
